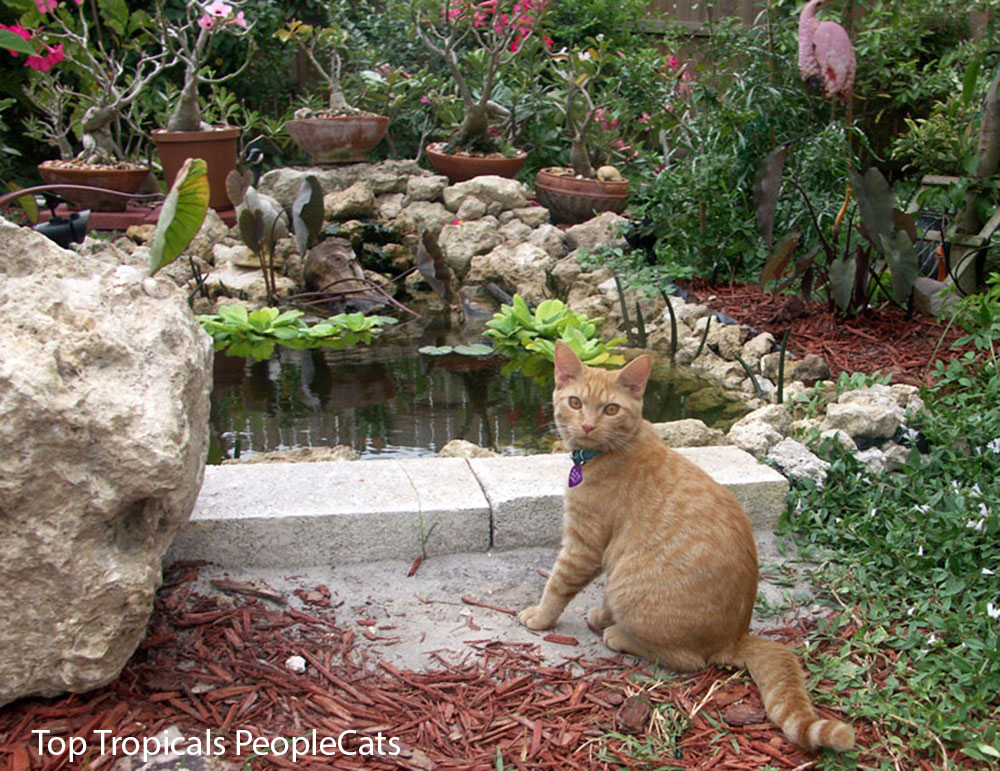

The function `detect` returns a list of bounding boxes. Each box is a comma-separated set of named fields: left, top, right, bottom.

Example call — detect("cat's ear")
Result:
left=553, top=341, right=583, bottom=387
left=617, top=354, right=652, bottom=399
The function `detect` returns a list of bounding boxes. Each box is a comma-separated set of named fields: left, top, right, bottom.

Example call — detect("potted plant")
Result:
left=1, top=0, right=169, bottom=210
left=150, top=0, right=253, bottom=210
left=412, top=0, right=546, bottom=183
left=534, top=38, right=631, bottom=224
left=275, top=17, right=389, bottom=164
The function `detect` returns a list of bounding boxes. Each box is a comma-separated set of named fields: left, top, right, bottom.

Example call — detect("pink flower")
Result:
left=543, top=35, right=553, bottom=50
left=25, top=43, right=63, bottom=71
left=33, top=0, right=57, bottom=14
left=666, top=54, right=680, bottom=71
left=204, top=0, right=233, bottom=17
left=226, top=9, right=247, bottom=28
left=639, top=111, right=651, bottom=123
left=420, top=95, right=432, bottom=105
left=197, top=14, right=215, bottom=29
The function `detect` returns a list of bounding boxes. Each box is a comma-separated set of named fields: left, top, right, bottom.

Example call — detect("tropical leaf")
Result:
left=880, top=230, right=920, bottom=306
left=0, top=29, right=35, bottom=56
left=453, top=343, right=493, bottom=356
left=828, top=255, right=857, bottom=312
left=149, top=158, right=209, bottom=277
left=292, top=175, right=324, bottom=257
left=850, top=167, right=895, bottom=250
left=760, top=230, right=800, bottom=287
left=225, top=168, right=253, bottom=207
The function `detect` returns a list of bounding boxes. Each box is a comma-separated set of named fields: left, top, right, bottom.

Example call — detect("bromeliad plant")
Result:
left=484, top=295, right=624, bottom=379
left=197, top=305, right=397, bottom=361
left=412, top=0, right=547, bottom=155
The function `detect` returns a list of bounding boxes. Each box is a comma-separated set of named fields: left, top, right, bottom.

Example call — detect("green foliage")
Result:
left=149, top=158, right=209, bottom=277
left=785, top=337, right=1000, bottom=763
left=198, top=305, right=396, bottom=361
left=484, top=295, right=625, bottom=379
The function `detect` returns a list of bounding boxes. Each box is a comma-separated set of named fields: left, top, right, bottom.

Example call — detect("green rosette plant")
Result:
left=197, top=305, right=396, bottom=361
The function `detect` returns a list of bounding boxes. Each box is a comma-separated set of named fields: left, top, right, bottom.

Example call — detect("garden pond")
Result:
left=207, top=321, right=751, bottom=463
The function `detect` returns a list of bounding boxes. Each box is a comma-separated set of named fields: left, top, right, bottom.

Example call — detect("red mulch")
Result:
left=683, top=281, right=969, bottom=387
left=1, top=563, right=968, bottom=771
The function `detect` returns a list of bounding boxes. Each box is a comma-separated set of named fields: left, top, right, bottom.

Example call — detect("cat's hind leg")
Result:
left=586, top=599, right=614, bottom=630
left=602, top=624, right=706, bottom=671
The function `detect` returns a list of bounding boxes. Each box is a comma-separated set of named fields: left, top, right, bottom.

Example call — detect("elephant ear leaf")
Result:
left=754, top=145, right=787, bottom=248
left=292, top=175, right=323, bottom=256
left=149, top=158, right=209, bottom=276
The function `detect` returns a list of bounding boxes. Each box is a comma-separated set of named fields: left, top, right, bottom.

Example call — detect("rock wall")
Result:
left=0, top=219, right=212, bottom=707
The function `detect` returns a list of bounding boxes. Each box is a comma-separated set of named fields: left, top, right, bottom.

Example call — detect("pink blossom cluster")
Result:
left=1, top=23, right=65, bottom=71
left=197, top=0, right=247, bottom=31
left=442, top=0, right=546, bottom=52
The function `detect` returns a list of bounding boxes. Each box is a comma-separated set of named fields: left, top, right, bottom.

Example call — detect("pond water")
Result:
left=208, top=322, right=750, bottom=463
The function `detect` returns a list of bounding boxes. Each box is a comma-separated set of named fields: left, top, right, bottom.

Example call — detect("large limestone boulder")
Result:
left=442, top=175, right=528, bottom=214
left=258, top=160, right=428, bottom=206
left=438, top=217, right=503, bottom=276
left=465, top=242, right=555, bottom=304
left=0, top=220, right=212, bottom=707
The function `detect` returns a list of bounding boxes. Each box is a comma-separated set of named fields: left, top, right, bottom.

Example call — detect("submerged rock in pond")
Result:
left=223, top=446, right=359, bottom=464
left=0, top=218, right=212, bottom=708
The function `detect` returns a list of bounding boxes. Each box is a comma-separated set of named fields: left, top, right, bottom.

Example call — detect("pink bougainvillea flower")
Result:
left=543, top=35, right=553, bottom=50
left=25, top=43, right=63, bottom=71
left=639, top=111, right=651, bottom=123
left=33, top=0, right=57, bottom=14
left=666, top=54, right=680, bottom=71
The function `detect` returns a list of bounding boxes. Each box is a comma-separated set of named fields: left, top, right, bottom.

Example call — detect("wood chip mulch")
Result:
left=682, top=281, right=970, bottom=387
left=0, top=564, right=884, bottom=771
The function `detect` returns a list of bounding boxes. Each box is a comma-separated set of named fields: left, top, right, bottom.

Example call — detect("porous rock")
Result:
left=564, top=211, right=627, bottom=252
left=651, top=419, right=727, bottom=447
left=258, top=160, right=428, bottom=205
left=405, top=174, right=448, bottom=203
left=223, top=446, right=359, bottom=463
left=0, top=219, right=212, bottom=707
left=766, top=438, right=830, bottom=487
left=442, top=175, right=528, bottom=213
left=438, top=439, right=500, bottom=458
left=821, top=385, right=905, bottom=441
left=465, top=242, right=554, bottom=305
left=438, top=217, right=502, bottom=276
left=323, top=180, right=376, bottom=220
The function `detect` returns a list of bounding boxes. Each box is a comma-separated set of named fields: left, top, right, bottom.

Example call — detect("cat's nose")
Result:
left=582, top=423, right=595, bottom=434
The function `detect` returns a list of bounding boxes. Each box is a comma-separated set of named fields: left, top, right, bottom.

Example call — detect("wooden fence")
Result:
left=643, top=0, right=992, bottom=37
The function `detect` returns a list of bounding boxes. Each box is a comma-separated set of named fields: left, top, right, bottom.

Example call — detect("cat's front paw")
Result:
left=518, top=605, right=555, bottom=630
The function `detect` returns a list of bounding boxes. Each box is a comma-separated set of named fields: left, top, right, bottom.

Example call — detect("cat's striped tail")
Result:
left=728, top=635, right=854, bottom=752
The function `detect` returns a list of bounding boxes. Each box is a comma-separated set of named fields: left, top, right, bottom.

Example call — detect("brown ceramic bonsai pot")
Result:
left=426, top=142, right=527, bottom=184
left=152, top=125, right=240, bottom=210
left=37, top=160, right=150, bottom=211
left=534, top=167, right=630, bottom=224
left=285, top=114, right=389, bottom=164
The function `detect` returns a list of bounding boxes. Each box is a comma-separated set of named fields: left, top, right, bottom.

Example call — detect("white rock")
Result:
left=285, top=655, right=308, bottom=674
left=855, top=447, right=887, bottom=474
left=513, top=206, right=551, bottom=228
left=651, top=419, right=727, bottom=447
left=527, top=223, right=567, bottom=260
left=323, top=180, right=376, bottom=220
left=740, top=332, right=776, bottom=371
left=405, top=174, right=448, bottom=203
left=564, top=211, right=627, bottom=252
left=443, top=175, right=528, bottom=213
left=438, top=439, right=499, bottom=458
left=456, top=195, right=488, bottom=221
left=727, top=422, right=784, bottom=458
left=438, top=217, right=503, bottom=276
left=465, top=242, right=555, bottom=305
left=766, top=438, right=830, bottom=487
left=0, top=220, right=211, bottom=707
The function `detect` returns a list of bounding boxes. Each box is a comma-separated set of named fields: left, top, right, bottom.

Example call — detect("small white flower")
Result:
left=870, top=507, right=878, bottom=518
left=970, top=483, right=983, bottom=498
left=967, top=519, right=986, bottom=532
left=983, top=568, right=995, bottom=576
left=907, top=606, right=916, bottom=616
left=835, top=517, right=843, bottom=524
left=987, top=437, right=1000, bottom=454
left=918, top=545, right=924, bottom=557
left=952, top=480, right=962, bottom=492
left=988, top=603, right=1000, bottom=620
left=902, top=427, right=919, bottom=443
left=914, top=504, right=931, bottom=514
left=979, top=502, right=989, bottom=517
left=927, top=633, right=938, bottom=645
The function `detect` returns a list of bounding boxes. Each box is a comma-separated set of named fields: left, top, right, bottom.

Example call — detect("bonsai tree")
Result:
left=412, top=0, right=547, bottom=154
left=1, top=0, right=171, bottom=164
left=160, top=0, right=254, bottom=132
left=276, top=20, right=361, bottom=117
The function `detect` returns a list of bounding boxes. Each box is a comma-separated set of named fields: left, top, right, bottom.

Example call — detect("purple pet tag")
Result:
left=568, top=464, right=584, bottom=487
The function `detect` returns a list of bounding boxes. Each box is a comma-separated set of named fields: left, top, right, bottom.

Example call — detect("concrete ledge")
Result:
left=169, top=457, right=490, bottom=568
left=168, top=447, right=788, bottom=568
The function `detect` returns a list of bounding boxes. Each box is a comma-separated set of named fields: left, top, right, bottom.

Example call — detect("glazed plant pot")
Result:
left=285, top=115, right=389, bottom=164
left=534, top=167, right=630, bottom=225
left=426, top=143, right=527, bottom=184
left=152, top=126, right=240, bottom=210
left=37, top=160, right=150, bottom=212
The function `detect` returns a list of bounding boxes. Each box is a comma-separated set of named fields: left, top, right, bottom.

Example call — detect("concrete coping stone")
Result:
left=168, top=447, right=788, bottom=569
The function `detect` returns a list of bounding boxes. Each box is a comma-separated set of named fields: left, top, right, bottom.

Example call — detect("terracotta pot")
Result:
left=425, top=143, right=527, bottom=184
left=285, top=115, right=389, bottom=164
left=151, top=126, right=240, bottom=210
left=37, top=161, right=150, bottom=212
left=534, top=167, right=630, bottom=224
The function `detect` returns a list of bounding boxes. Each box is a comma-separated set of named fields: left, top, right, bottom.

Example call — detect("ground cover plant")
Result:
left=780, top=279, right=1000, bottom=768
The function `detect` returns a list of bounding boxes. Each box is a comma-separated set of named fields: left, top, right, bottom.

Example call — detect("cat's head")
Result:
left=552, top=341, right=652, bottom=452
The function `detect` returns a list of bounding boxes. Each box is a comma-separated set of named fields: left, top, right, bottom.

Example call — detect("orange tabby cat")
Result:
left=519, top=342, right=854, bottom=752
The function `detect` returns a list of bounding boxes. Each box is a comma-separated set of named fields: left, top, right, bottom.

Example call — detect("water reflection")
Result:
left=209, top=336, right=748, bottom=463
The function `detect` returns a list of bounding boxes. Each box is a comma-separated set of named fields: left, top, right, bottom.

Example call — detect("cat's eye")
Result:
left=604, top=404, right=620, bottom=416
left=568, top=396, right=582, bottom=409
